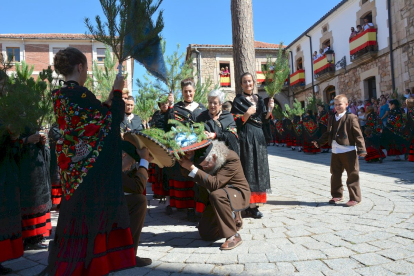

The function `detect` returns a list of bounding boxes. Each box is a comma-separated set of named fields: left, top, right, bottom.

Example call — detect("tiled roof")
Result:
left=286, top=0, right=349, bottom=48
left=0, top=34, right=91, bottom=40
left=189, top=41, right=286, bottom=49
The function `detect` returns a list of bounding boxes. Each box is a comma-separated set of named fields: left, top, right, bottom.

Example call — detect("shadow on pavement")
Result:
left=267, top=145, right=414, bottom=184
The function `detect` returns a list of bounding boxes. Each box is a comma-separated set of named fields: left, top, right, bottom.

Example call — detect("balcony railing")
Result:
left=314, top=54, right=335, bottom=79
left=350, top=28, right=377, bottom=62
left=220, top=75, right=231, bottom=87
left=289, top=69, right=305, bottom=88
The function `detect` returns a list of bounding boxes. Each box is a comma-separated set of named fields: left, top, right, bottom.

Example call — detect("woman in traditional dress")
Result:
left=165, top=78, right=207, bottom=220
left=0, top=128, right=23, bottom=274
left=49, top=122, right=63, bottom=207
left=302, top=110, right=321, bottom=154
left=282, top=117, right=293, bottom=148
left=364, top=106, right=385, bottom=163
left=231, top=72, right=273, bottom=219
left=274, top=118, right=286, bottom=147
left=406, top=99, right=414, bottom=162
left=196, top=89, right=239, bottom=213
left=381, top=99, right=409, bottom=161
left=19, top=126, right=52, bottom=250
left=44, top=47, right=136, bottom=275
left=148, top=95, right=171, bottom=200
left=317, top=104, right=330, bottom=153
left=292, top=115, right=303, bottom=152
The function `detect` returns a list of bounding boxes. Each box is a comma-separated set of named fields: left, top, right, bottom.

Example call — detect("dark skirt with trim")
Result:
left=409, top=139, right=414, bottom=162
left=53, top=226, right=135, bottom=276
left=303, top=140, right=321, bottom=153
left=169, top=180, right=195, bottom=209
left=22, top=210, right=52, bottom=238
left=0, top=235, right=23, bottom=263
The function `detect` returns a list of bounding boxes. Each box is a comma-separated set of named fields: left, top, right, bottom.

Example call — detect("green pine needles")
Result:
left=142, top=119, right=207, bottom=159
left=264, top=42, right=290, bottom=98
left=283, top=99, right=305, bottom=119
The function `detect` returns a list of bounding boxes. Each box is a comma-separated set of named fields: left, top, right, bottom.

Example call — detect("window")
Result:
left=323, top=26, right=328, bottom=33
left=261, top=63, right=268, bottom=72
left=6, top=47, right=20, bottom=62
left=325, top=86, right=336, bottom=103
left=362, top=0, right=369, bottom=4
left=296, top=58, right=303, bottom=71
left=296, top=45, right=301, bottom=52
left=366, top=77, right=377, bottom=99
left=97, top=48, right=106, bottom=63
left=219, top=62, right=230, bottom=87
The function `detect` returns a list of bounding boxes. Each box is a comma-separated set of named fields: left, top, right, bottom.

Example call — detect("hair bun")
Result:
left=53, top=47, right=87, bottom=77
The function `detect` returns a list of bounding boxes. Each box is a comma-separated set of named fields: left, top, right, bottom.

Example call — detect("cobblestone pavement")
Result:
left=4, top=146, right=414, bottom=275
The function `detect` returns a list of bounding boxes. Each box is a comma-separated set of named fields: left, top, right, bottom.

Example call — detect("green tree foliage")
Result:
left=283, top=99, right=304, bottom=119
left=84, top=46, right=127, bottom=99
left=263, top=42, right=290, bottom=97
left=134, top=97, right=156, bottom=122
left=85, top=0, right=164, bottom=71
left=306, top=95, right=323, bottom=113
left=272, top=104, right=284, bottom=120
left=0, top=62, right=58, bottom=136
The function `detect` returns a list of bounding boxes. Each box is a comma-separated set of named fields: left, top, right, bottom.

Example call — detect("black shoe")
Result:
left=0, top=264, right=12, bottom=275
left=165, top=205, right=172, bottom=215
left=187, top=209, right=197, bottom=222
left=135, top=256, right=152, bottom=267
left=292, top=147, right=295, bottom=151
left=246, top=207, right=263, bottom=219
left=24, top=241, right=48, bottom=251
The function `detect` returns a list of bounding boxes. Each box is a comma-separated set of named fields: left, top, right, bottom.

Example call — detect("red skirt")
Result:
left=150, top=165, right=168, bottom=197
left=249, top=192, right=267, bottom=204
left=365, top=146, right=385, bottom=162
left=286, top=134, right=292, bottom=148
left=387, top=143, right=407, bottom=156
left=0, top=236, right=23, bottom=263
left=169, top=180, right=195, bottom=209
left=52, top=181, right=63, bottom=205
left=55, top=227, right=135, bottom=276
left=303, top=141, right=321, bottom=153
left=22, top=210, right=52, bottom=239
left=409, top=141, right=414, bottom=162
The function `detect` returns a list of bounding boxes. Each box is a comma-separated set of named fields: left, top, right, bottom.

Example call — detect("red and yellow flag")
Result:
left=349, top=28, right=377, bottom=55
left=290, top=70, right=305, bottom=86
left=313, top=55, right=334, bottom=75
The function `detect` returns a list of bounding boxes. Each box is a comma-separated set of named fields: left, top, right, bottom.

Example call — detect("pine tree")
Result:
left=264, top=43, right=290, bottom=97
left=306, top=95, right=323, bottom=113
left=283, top=99, right=304, bottom=119
left=85, top=0, right=164, bottom=74
left=0, top=62, right=55, bottom=136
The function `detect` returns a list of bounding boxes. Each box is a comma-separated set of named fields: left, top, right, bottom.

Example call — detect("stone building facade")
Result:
left=185, top=41, right=291, bottom=107
left=286, top=0, right=414, bottom=106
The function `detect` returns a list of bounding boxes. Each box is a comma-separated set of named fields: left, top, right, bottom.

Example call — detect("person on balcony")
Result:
left=350, top=27, right=357, bottom=39
left=313, top=51, right=318, bottom=60
left=322, top=44, right=330, bottom=54
left=219, top=67, right=224, bottom=77
left=318, top=49, right=324, bottom=58
left=223, top=66, right=230, bottom=76
left=363, top=17, right=375, bottom=31
left=356, top=25, right=362, bottom=34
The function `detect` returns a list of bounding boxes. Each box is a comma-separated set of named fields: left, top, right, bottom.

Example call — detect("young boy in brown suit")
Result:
left=313, top=94, right=366, bottom=207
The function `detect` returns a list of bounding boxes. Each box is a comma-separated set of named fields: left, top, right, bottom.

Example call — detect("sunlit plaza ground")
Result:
left=4, top=146, right=414, bottom=276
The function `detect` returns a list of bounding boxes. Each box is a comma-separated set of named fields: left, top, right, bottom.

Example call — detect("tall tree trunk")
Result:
left=231, top=0, right=256, bottom=95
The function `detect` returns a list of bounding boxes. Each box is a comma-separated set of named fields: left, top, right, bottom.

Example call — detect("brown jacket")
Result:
left=317, top=112, right=366, bottom=154
left=122, top=167, right=148, bottom=194
left=193, top=150, right=251, bottom=212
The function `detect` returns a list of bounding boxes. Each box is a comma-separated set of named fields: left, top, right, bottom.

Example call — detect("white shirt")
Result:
left=323, top=47, right=330, bottom=54
left=188, top=167, right=198, bottom=178
left=125, top=113, right=134, bottom=122
left=363, top=23, right=374, bottom=31
left=332, top=111, right=356, bottom=154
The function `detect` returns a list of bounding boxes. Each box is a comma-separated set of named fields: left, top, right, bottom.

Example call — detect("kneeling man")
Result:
left=178, top=141, right=251, bottom=250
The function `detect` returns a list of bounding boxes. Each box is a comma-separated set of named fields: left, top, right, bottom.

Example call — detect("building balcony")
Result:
left=289, top=69, right=305, bottom=90
left=314, top=54, right=336, bottom=81
left=349, top=28, right=378, bottom=64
